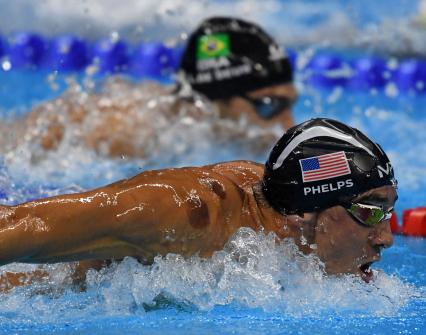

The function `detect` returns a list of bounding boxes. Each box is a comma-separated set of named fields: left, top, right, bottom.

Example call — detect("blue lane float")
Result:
left=49, top=35, right=89, bottom=71
left=285, top=48, right=297, bottom=72
left=92, top=38, right=130, bottom=73
left=170, top=46, right=184, bottom=71
left=306, top=54, right=349, bottom=87
left=9, top=32, right=47, bottom=69
left=1, top=31, right=426, bottom=93
left=349, top=57, right=388, bottom=89
left=132, top=42, right=175, bottom=77
left=394, top=59, right=426, bottom=92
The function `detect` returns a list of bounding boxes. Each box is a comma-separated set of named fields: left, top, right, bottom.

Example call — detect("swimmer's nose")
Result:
left=371, top=220, right=394, bottom=249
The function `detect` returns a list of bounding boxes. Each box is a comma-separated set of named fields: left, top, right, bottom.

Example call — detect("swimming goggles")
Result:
left=242, top=95, right=294, bottom=119
left=344, top=202, right=393, bottom=227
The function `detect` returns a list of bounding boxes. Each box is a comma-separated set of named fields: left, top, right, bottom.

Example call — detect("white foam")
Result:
left=0, top=76, right=281, bottom=205
left=0, top=228, right=419, bottom=322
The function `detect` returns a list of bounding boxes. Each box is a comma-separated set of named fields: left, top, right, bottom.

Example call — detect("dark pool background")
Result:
left=0, top=1, right=426, bottom=334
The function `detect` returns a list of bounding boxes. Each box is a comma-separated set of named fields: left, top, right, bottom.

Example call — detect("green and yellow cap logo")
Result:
left=197, top=33, right=230, bottom=60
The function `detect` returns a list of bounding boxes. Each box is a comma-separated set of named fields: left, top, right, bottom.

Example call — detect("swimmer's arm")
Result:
left=0, top=181, right=162, bottom=265
left=0, top=268, right=48, bottom=292
left=0, top=260, right=108, bottom=292
left=0, top=164, right=247, bottom=266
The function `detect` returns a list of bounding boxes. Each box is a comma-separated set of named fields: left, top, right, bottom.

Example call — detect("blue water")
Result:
left=1, top=1, right=426, bottom=334
left=0, top=59, right=425, bottom=335
left=3, top=65, right=423, bottom=214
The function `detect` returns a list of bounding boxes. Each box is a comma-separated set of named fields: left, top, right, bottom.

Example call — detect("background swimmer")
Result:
left=178, top=16, right=296, bottom=130
left=0, top=119, right=396, bottom=289
left=0, top=17, right=296, bottom=160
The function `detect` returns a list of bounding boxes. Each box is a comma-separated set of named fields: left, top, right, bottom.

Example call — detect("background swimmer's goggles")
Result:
left=343, top=202, right=393, bottom=227
left=242, top=95, right=294, bottom=119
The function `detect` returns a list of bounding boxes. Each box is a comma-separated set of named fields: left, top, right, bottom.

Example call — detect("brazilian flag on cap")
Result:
left=197, top=33, right=230, bottom=60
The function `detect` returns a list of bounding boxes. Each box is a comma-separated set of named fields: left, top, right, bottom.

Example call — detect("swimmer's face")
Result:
left=222, top=83, right=297, bottom=130
left=313, top=185, right=397, bottom=282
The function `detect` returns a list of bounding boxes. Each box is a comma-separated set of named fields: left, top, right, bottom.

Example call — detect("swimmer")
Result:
left=178, top=16, right=296, bottom=130
left=0, top=17, right=296, bottom=159
left=0, top=118, right=396, bottom=289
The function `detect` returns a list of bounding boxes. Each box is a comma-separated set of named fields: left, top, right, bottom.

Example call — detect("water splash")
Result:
left=0, top=228, right=419, bottom=325
left=1, top=76, right=281, bottom=197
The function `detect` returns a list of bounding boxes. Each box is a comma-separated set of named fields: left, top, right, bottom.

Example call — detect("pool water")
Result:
left=0, top=61, right=425, bottom=334
left=1, top=0, right=426, bottom=332
left=0, top=233, right=423, bottom=335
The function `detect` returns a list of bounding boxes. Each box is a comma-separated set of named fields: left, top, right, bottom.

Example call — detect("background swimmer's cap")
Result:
left=178, top=16, right=293, bottom=100
left=262, top=118, right=397, bottom=214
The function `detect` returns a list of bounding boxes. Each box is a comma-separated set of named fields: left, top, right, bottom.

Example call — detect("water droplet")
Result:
left=1, top=58, right=11, bottom=71
left=110, top=31, right=120, bottom=42
left=85, top=64, right=99, bottom=76
left=385, top=82, right=399, bottom=98
left=47, top=71, right=60, bottom=91
left=387, top=58, right=398, bottom=70
left=161, top=229, right=176, bottom=244
left=147, top=99, right=157, bottom=109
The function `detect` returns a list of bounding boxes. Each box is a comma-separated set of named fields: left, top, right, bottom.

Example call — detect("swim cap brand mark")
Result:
left=377, top=162, right=393, bottom=178
left=268, top=45, right=285, bottom=61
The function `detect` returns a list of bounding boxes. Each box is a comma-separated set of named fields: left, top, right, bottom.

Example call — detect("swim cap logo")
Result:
left=299, top=151, right=351, bottom=183
left=377, top=162, right=393, bottom=178
left=268, top=44, right=285, bottom=61
left=197, top=34, right=230, bottom=60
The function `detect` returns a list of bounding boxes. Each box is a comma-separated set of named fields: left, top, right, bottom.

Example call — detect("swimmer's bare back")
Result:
left=0, top=161, right=282, bottom=266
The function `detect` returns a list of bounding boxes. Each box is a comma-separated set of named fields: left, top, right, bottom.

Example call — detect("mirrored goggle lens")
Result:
left=348, top=203, right=387, bottom=227
left=246, top=96, right=293, bottom=119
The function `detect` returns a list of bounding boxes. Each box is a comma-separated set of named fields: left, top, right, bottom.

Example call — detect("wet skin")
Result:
left=314, top=185, right=397, bottom=281
left=0, top=81, right=296, bottom=159
left=0, top=161, right=396, bottom=288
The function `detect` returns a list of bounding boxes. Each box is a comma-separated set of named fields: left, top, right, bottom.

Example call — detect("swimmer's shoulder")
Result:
left=115, top=161, right=263, bottom=192
left=206, top=160, right=264, bottom=187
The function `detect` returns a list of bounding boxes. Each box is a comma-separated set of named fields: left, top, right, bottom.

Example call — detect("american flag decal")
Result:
left=299, top=151, right=351, bottom=183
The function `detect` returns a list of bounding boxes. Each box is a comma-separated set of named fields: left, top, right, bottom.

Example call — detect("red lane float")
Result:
left=390, top=208, right=426, bottom=237
left=402, top=207, right=426, bottom=237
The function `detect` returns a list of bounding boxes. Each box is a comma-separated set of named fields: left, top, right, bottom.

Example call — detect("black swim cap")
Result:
left=178, top=16, right=293, bottom=100
left=262, top=118, right=397, bottom=214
